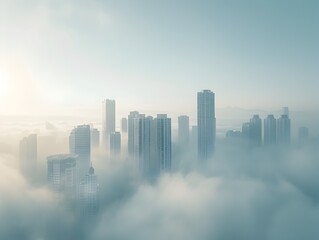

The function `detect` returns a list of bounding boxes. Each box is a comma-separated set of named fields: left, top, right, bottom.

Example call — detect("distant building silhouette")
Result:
left=242, top=122, right=251, bottom=139
left=69, top=125, right=91, bottom=182
left=277, top=114, right=291, bottom=145
left=132, top=115, right=156, bottom=177
left=131, top=114, right=171, bottom=178
left=19, top=134, right=37, bottom=181
left=90, top=128, right=100, bottom=149
left=110, top=132, right=121, bottom=156
left=241, top=115, right=262, bottom=147
left=178, top=115, right=189, bottom=147
left=78, top=164, right=99, bottom=216
left=128, top=111, right=140, bottom=155
left=197, top=90, right=216, bottom=160
left=121, top=117, right=128, bottom=133
left=102, top=99, right=115, bottom=150
left=264, top=114, right=276, bottom=145
left=47, top=154, right=77, bottom=196
left=250, top=115, right=262, bottom=147
left=155, top=114, right=172, bottom=172
left=282, top=107, right=289, bottom=116
left=226, top=130, right=242, bottom=138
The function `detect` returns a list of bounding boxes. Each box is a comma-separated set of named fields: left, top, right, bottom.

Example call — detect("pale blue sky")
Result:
left=0, top=0, right=318, bottom=117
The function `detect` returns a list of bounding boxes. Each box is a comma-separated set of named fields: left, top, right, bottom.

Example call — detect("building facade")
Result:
left=69, top=125, right=91, bottom=182
left=110, top=132, right=121, bottom=156
left=47, top=154, right=77, bottom=196
left=197, top=90, right=216, bottom=160
left=78, top=164, right=99, bottom=216
left=102, top=99, right=116, bottom=150
left=277, top=114, right=291, bottom=145
left=128, top=111, right=140, bottom=155
left=155, top=114, right=172, bottom=172
left=264, top=114, right=276, bottom=145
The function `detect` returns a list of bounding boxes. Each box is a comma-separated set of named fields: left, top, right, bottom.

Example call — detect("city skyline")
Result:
left=1, top=1, right=319, bottom=239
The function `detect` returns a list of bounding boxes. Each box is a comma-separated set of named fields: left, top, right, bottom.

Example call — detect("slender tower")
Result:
left=69, top=125, right=91, bottom=182
left=155, top=114, right=172, bottom=172
left=197, top=90, right=216, bottom=160
left=102, top=99, right=116, bottom=150
left=128, top=111, right=140, bottom=155
left=264, top=114, right=276, bottom=145
left=277, top=114, right=291, bottom=145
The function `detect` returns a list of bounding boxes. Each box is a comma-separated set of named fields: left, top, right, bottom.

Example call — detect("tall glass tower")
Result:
left=69, top=125, right=91, bottom=182
left=264, top=114, right=276, bottom=145
left=197, top=90, right=216, bottom=160
left=102, top=99, right=116, bottom=150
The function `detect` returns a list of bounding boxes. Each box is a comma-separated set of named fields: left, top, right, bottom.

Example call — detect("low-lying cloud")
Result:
left=1, top=140, right=319, bottom=240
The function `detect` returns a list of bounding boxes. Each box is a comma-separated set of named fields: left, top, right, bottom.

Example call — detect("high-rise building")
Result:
left=110, top=132, right=121, bottom=156
left=241, top=122, right=251, bottom=140
left=132, top=115, right=155, bottom=177
left=155, top=114, right=172, bottom=172
left=282, top=107, right=289, bottom=116
left=249, top=115, right=262, bottom=147
left=90, top=128, right=100, bottom=149
left=78, top=164, right=99, bottom=216
left=102, top=99, right=115, bottom=150
left=19, top=134, right=37, bottom=181
left=277, top=114, right=291, bottom=145
left=69, top=125, right=91, bottom=182
left=121, top=118, right=128, bottom=133
left=178, top=115, right=189, bottom=147
left=131, top=114, right=171, bottom=177
left=197, top=90, right=216, bottom=160
left=47, top=154, right=77, bottom=195
left=128, top=111, right=140, bottom=155
left=264, top=115, right=276, bottom=145
left=242, top=115, right=262, bottom=147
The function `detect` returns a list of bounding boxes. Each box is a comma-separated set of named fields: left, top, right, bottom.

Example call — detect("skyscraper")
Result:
left=197, top=90, right=216, bottom=160
left=110, top=132, right=121, bottom=156
left=241, top=115, right=262, bottom=147
left=155, top=114, right=172, bottom=172
left=264, top=115, right=276, bottom=145
left=19, top=134, right=37, bottom=181
left=132, top=115, right=157, bottom=177
left=250, top=115, right=262, bottom=147
left=121, top=117, right=128, bottom=133
left=78, top=164, right=99, bottom=216
left=277, top=114, right=291, bottom=145
left=90, top=128, right=100, bottom=149
left=47, top=154, right=77, bottom=195
left=69, top=125, right=91, bottom=182
left=282, top=107, right=289, bottom=116
left=131, top=114, right=171, bottom=177
left=241, top=122, right=251, bottom=140
left=178, top=115, right=189, bottom=147
left=128, top=111, right=140, bottom=155
left=102, top=99, right=115, bottom=150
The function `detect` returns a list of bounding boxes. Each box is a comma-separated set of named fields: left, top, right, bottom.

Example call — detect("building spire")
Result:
left=89, top=161, right=95, bottom=175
